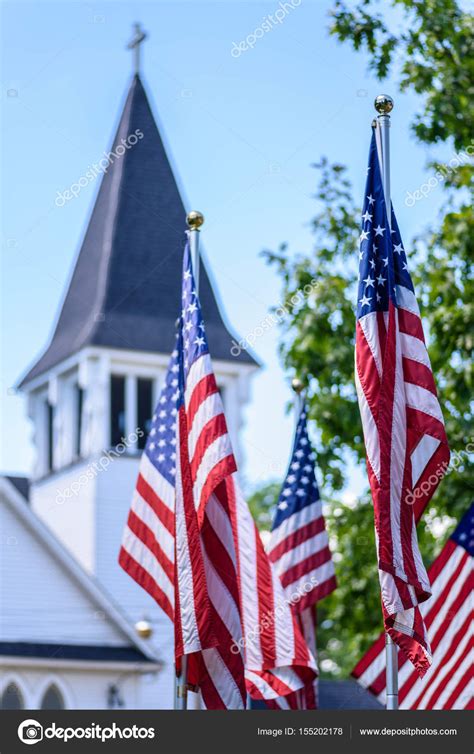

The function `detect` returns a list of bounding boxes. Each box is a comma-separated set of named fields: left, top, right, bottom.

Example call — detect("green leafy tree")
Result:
left=255, top=0, right=473, bottom=676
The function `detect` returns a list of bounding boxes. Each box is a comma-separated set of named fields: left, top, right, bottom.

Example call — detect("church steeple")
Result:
left=21, top=58, right=255, bottom=388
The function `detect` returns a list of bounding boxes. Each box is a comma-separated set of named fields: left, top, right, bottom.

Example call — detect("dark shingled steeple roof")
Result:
left=21, top=75, right=257, bottom=386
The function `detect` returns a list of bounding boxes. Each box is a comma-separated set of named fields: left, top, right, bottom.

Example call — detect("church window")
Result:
left=47, top=402, right=54, bottom=472
left=75, top=384, right=84, bottom=458
left=1, top=682, right=24, bottom=709
left=110, top=375, right=126, bottom=447
left=137, top=378, right=153, bottom=449
left=40, top=684, right=65, bottom=710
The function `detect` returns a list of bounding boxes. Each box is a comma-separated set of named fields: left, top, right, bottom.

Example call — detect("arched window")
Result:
left=40, top=684, right=65, bottom=710
left=1, top=682, right=24, bottom=709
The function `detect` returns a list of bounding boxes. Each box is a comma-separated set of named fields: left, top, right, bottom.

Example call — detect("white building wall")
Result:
left=0, top=667, right=144, bottom=710
left=0, top=497, right=125, bottom=646
left=30, top=460, right=97, bottom=574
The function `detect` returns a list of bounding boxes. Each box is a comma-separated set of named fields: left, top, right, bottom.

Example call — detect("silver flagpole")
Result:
left=291, top=377, right=305, bottom=423
left=374, top=94, right=399, bottom=711
left=174, top=210, right=205, bottom=712
left=187, top=210, right=204, bottom=289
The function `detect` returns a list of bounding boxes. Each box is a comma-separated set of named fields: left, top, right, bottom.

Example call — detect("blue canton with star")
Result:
left=272, top=401, right=320, bottom=530
left=144, top=339, right=180, bottom=487
left=143, top=240, right=209, bottom=487
left=179, top=240, right=209, bottom=381
left=451, top=502, right=474, bottom=557
left=357, top=130, right=414, bottom=321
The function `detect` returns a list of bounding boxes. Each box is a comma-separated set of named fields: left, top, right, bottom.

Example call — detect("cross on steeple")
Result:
left=126, top=23, right=147, bottom=74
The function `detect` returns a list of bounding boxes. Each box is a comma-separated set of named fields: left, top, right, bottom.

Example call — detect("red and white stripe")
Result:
left=356, top=272, right=449, bottom=674
left=268, top=498, right=337, bottom=612
left=353, top=535, right=473, bottom=709
left=230, top=479, right=317, bottom=702
left=119, top=451, right=175, bottom=622
left=174, top=353, right=246, bottom=709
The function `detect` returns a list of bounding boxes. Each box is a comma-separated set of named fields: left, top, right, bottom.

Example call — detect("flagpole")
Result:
left=374, top=94, right=399, bottom=711
left=291, top=377, right=305, bottom=419
left=173, top=210, right=205, bottom=712
left=187, top=210, right=204, bottom=289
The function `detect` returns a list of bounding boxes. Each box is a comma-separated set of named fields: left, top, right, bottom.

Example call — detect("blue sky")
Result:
left=1, top=1, right=448, bottom=494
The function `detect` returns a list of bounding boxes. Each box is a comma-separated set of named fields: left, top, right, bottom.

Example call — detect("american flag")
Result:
left=355, top=125, right=450, bottom=676
left=353, top=503, right=473, bottom=709
left=120, top=240, right=317, bottom=708
left=267, top=399, right=337, bottom=708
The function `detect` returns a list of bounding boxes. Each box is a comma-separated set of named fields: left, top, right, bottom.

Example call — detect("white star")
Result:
left=362, top=210, right=372, bottom=223
left=157, top=453, right=165, bottom=463
left=301, top=476, right=309, bottom=484
left=394, top=243, right=404, bottom=255
left=359, top=294, right=371, bottom=308
left=374, top=225, right=385, bottom=237
left=282, top=488, right=292, bottom=497
left=295, top=449, right=304, bottom=458
left=158, top=424, right=166, bottom=433
left=187, top=302, right=198, bottom=314
left=159, top=410, right=166, bottom=418
left=358, top=249, right=364, bottom=261
left=184, top=320, right=193, bottom=331
left=369, top=258, right=376, bottom=270
left=376, top=274, right=386, bottom=286
left=376, top=292, right=382, bottom=303
left=149, top=442, right=156, bottom=450
left=300, top=437, right=308, bottom=445
left=183, top=269, right=192, bottom=279
left=360, top=229, right=370, bottom=242
left=287, top=474, right=296, bottom=484
left=402, top=262, right=408, bottom=271
left=382, top=257, right=389, bottom=267
left=158, top=439, right=166, bottom=448
left=150, top=428, right=156, bottom=436
left=278, top=501, right=288, bottom=511
left=291, top=461, right=300, bottom=471
left=296, top=489, right=305, bottom=497
left=367, top=194, right=375, bottom=205
left=363, top=274, right=375, bottom=288
left=194, top=336, right=205, bottom=347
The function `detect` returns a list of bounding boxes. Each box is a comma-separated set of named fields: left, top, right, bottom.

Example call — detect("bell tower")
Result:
left=18, top=28, right=258, bottom=708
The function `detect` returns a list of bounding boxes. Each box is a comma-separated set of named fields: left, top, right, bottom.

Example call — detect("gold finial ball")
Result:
left=135, top=619, right=153, bottom=639
left=186, top=210, right=205, bottom=230
left=374, top=94, right=394, bottom=115
left=291, top=378, right=305, bottom=395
